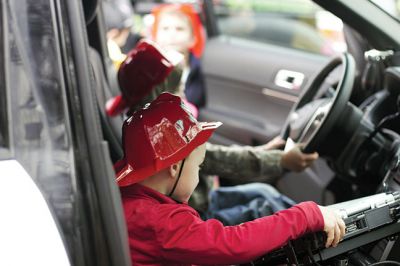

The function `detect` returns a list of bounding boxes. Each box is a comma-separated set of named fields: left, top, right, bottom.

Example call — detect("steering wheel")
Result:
left=281, top=53, right=356, bottom=153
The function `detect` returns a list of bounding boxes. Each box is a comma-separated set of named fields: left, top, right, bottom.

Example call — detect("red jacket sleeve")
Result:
left=154, top=201, right=323, bottom=265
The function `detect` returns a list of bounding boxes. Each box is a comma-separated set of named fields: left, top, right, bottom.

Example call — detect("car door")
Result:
left=200, top=0, right=348, bottom=204
left=200, top=0, right=345, bottom=146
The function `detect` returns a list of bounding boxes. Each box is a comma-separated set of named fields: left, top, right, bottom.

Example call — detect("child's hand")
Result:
left=318, top=206, right=346, bottom=248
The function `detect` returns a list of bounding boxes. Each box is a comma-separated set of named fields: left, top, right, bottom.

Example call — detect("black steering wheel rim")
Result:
left=281, top=53, right=356, bottom=153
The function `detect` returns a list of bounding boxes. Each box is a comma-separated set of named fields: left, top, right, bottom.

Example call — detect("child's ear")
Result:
left=168, top=162, right=180, bottom=178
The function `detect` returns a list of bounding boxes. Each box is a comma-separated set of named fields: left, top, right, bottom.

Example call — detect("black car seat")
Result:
left=89, top=48, right=124, bottom=162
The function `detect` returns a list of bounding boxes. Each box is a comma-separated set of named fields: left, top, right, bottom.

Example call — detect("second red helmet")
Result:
left=106, top=39, right=183, bottom=116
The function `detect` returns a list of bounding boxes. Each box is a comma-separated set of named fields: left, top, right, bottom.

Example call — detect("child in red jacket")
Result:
left=115, top=92, right=345, bottom=265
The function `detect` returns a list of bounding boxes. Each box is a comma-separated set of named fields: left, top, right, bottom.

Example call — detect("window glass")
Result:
left=214, top=0, right=347, bottom=55
left=0, top=1, right=7, bottom=149
left=6, top=0, right=76, bottom=253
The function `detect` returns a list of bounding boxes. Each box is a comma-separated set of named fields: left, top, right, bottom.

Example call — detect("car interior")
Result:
left=3, top=0, right=400, bottom=265
left=81, top=0, right=400, bottom=264
left=87, top=0, right=400, bottom=265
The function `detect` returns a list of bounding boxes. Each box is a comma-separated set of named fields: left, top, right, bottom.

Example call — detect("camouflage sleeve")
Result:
left=201, top=143, right=284, bottom=183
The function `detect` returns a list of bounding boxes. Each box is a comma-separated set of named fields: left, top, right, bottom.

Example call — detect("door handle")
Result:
left=274, top=69, right=305, bottom=90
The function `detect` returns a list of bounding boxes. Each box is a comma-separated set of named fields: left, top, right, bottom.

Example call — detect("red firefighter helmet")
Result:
left=105, top=39, right=183, bottom=116
left=151, top=3, right=206, bottom=58
left=116, top=92, right=221, bottom=187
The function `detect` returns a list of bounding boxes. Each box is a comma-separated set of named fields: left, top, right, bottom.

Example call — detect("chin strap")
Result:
left=168, top=159, right=186, bottom=198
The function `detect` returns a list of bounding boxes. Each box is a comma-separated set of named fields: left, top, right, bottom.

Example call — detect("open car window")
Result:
left=213, top=0, right=347, bottom=56
left=370, top=0, right=400, bottom=21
